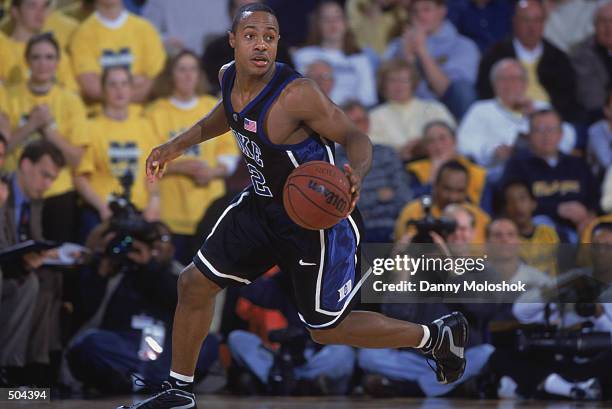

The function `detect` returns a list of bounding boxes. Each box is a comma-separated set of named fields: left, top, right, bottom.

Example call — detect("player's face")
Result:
left=318, top=2, right=346, bottom=44
left=596, top=4, right=612, bottom=51
left=513, top=0, right=545, bottom=49
left=20, top=155, right=59, bottom=199
left=230, top=11, right=279, bottom=76
left=103, top=68, right=132, bottom=110
left=435, top=169, right=467, bottom=209
left=529, top=113, right=562, bottom=158
left=504, top=184, right=535, bottom=227
left=172, top=54, right=200, bottom=97
left=383, top=68, right=413, bottom=103
left=424, top=124, right=455, bottom=159
left=13, top=0, right=48, bottom=31
left=27, top=41, right=59, bottom=84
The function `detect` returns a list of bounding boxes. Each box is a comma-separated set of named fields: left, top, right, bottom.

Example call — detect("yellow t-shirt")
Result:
left=69, top=12, right=166, bottom=78
left=406, top=155, right=487, bottom=205
left=0, top=37, right=78, bottom=92
left=0, top=82, right=88, bottom=197
left=146, top=96, right=238, bottom=235
left=0, top=10, right=79, bottom=50
left=0, top=31, right=12, bottom=83
left=394, top=200, right=491, bottom=244
left=520, top=224, right=560, bottom=276
left=521, top=59, right=550, bottom=104
left=77, top=111, right=156, bottom=210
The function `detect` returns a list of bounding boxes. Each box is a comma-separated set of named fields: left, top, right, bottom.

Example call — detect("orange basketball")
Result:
left=283, top=161, right=352, bottom=230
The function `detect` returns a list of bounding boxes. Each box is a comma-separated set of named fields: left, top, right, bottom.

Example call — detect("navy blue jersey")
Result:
left=221, top=62, right=336, bottom=205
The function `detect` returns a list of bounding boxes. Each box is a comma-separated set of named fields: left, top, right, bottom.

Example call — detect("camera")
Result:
left=105, top=170, right=157, bottom=262
left=406, top=196, right=457, bottom=243
left=516, top=326, right=612, bottom=357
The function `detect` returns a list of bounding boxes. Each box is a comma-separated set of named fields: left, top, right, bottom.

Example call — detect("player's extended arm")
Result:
left=146, top=99, right=230, bottom=180
left=282, top=79, right=373, bottom=210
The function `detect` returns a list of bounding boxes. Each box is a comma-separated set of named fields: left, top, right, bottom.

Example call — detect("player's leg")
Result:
left=309, top=310, right=425, bottom=348
left=170, top=263, right=222, bottom=378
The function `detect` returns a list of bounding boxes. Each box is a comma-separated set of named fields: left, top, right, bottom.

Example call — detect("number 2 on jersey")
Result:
left=247, top=163, right=273, bottom=197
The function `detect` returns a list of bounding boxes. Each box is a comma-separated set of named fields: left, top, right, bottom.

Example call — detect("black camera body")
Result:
left=104, top=171, right=156, bottom=262
left=406, top=196, right=457, bottom=243
left=516, top=326, right=612, bottom=357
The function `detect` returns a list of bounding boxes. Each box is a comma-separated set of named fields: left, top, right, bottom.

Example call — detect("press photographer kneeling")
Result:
left=487, top=222, right=612, bottom=400
left=66, top=193, right=217, bottom=394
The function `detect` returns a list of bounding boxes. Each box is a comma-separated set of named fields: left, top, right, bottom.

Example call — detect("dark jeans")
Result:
left=67, top=329, right=219, bottom=393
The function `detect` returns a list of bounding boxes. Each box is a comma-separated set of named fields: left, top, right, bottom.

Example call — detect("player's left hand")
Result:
left=343, top=164, right=362, bottom=214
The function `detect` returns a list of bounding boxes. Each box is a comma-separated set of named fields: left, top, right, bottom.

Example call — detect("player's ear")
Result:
left=228, top=30, right=236, bottom=49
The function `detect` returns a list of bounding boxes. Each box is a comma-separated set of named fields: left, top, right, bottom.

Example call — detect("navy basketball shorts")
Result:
left=192, top=187, right=370, bottom=329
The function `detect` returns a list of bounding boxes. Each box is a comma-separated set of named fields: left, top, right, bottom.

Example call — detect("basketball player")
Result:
left=118, top=4, right=468, bottom=408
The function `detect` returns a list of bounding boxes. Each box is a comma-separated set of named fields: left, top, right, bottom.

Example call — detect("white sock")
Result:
left=416, top=325, right=430, bottom=349
left=543, top=373, right=573, bottom=397
left=169, top=371, right=194, bottom=383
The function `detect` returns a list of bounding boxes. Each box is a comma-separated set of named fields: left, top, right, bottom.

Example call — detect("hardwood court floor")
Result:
left=11, top=396, right=610, bottom=409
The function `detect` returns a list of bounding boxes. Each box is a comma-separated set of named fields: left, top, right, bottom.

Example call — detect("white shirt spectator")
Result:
left=458, top=99, right=576, bottom=169
left=293, top=47, right=378, bottom=107
left=544, top=0, right=599, bottom=53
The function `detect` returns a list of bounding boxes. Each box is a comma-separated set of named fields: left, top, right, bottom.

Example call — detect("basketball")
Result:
left=283, top=161, right=352, bottom=230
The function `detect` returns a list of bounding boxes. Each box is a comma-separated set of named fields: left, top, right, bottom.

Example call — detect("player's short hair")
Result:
left=231, top=3, right=277, bottom=33
left=19, top=139, right=65, bottom=168
left=25, top=32, right=60, bottom=61
left=435, top=159, right=469, bottom=188
left=101, top=65, right=133, bottom=88
left=422, top=120, right=455, bottom=140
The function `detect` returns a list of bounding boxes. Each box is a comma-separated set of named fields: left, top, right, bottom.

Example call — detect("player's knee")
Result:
left=178, top=263, right=221, bottom=301
left=309, top=327, right=343, bottom=345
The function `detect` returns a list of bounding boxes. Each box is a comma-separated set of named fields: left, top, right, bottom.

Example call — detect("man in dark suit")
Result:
left=476, top=0, right=579, bottom=121
left=0, top=140, right=63, bottom=386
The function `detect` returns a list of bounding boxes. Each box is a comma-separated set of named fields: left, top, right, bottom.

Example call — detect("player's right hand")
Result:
left=146, top=143, right=181, bottom=182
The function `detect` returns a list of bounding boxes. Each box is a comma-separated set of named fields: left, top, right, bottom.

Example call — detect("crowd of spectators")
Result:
left=1, top=0, right=612, bottom=402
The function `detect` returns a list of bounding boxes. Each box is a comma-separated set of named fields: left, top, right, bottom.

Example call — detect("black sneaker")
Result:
left=428, top=311, right=469, bottom=384
left=117, top=382, right=197, bottom=408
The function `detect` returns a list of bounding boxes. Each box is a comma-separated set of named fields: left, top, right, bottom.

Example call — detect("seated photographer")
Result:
left=359, top=204, right=495, bottom=398
left=484, top=223, right=612, bottom=400
left=66, top=219, right=218, bottom=394
left=395, top=160, right=490, bottom=244
left=0, top=140, right=63, bottom=386
left=74, top=65, right=160, bottom=242
left=227, top=271, right=355, bottom=396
